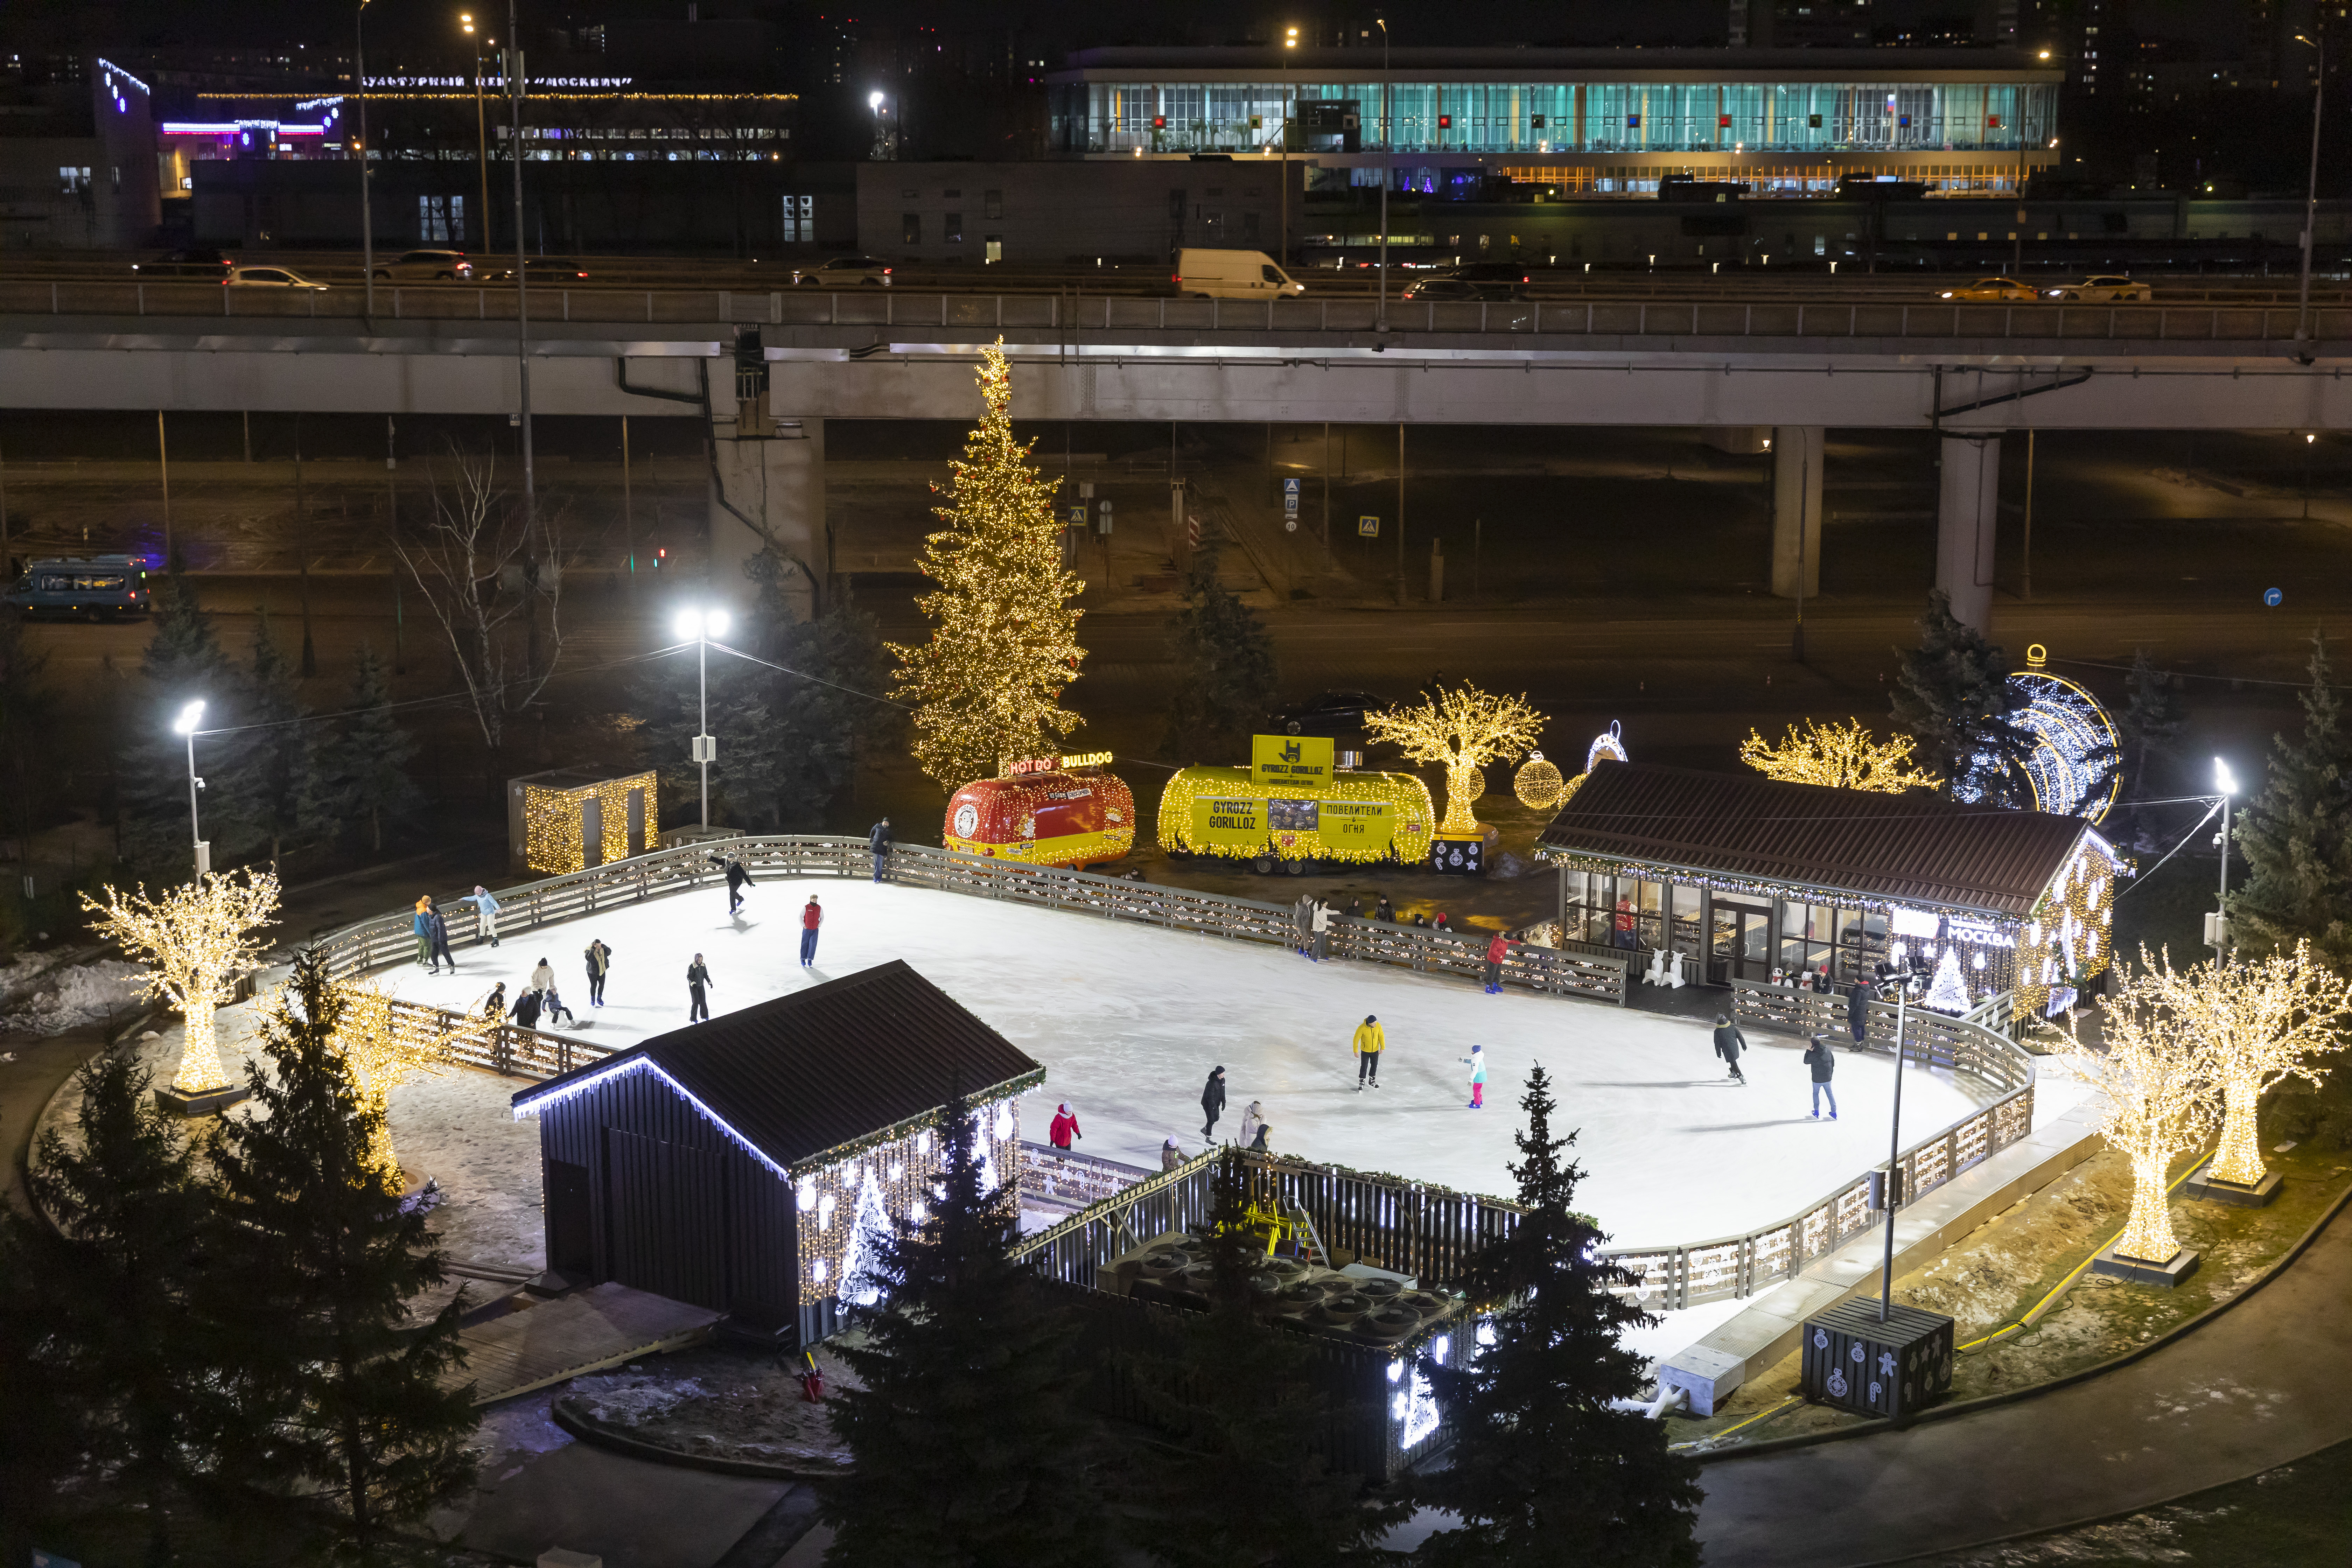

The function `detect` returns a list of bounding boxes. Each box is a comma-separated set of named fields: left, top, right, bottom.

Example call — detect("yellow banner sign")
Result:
left=1251, top=734, right=1335, bottom=789
left=1315, top=798, right=1397, bottom=852
left=1191, top=797, right=1267, bottom=849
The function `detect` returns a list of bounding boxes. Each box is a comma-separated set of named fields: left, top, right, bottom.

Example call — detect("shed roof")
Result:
left=1535, top=761, right=2098, bottom=920
left=513, top=766, right=651, bottom=793
left=511, top=960, right=1044, bottom=1172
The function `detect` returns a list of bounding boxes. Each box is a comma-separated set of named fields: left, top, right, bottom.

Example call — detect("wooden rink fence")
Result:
left=303, top=835, right=2035, bottom=1306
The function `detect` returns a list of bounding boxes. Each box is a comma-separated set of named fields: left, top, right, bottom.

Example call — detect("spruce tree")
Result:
left=761, top=587, right=898, bottom=830
left=2115, top=647, right=2187, bottom=849
left=1129, top=1151, right=1403, bottom=1567
left=822, top=1094, right=1107, bottom=1567
left=2230, top=631, right=2352, bottom=968
left=7, top=1054, right=221, bottom=1560
left=0, top=607, right=57, bottom=863
left=1159, top=544, right=1279, bottom=763
left=0, top=1233, right=85, bottom=1568
left=210, top=951, right=478, bottom=1549
left=122, top=569, right=255, bottom=874
left=1888, top=588, right=2035, bottom=806
left=887, top=340, right=1087, bottom=792
left=305, top=643, right=423, bottom=854
left=246, top=607, right=315, bottom=873
left=1411, top=1065, right=1702, bottom=1568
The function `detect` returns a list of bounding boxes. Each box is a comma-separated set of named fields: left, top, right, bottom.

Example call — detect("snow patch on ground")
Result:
left=0, top=958, right=142, bottom=1036
left=566, top=1370, right=716, bottom=1426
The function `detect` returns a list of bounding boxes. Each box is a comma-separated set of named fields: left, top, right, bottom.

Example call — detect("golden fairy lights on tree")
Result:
left=1739, top=718, right=1941, bottom=793
left=2065, top=950, right=2221, bottom=1265
left=2147, top=941, right=2349, bottom=1190
left=886, top=339, right=1087, bottom=793
left=83, top=869, right=280, bottom=1096
left=1364, top=682, right=1546, bottom=833
left=328, top=982, right=465, bottom=1182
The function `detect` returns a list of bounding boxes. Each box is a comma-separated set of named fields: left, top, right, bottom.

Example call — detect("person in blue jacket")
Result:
left=464, top=884, right=503, bottom=947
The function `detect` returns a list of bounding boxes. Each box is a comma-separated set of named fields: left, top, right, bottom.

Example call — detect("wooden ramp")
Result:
left=448, top=1282, right=722, bottom=1406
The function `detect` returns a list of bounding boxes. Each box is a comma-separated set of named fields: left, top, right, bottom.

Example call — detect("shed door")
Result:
left=627, top=786, right=646, bottom=855
left=582, top=796, right=605, bottom=868
left=547, top=1158, right=593, bottom=1276
left=605, top=1128, right=726, bottom=1310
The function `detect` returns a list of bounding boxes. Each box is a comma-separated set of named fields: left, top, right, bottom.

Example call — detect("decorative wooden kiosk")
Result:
left=511, top=960, right=1043, bottom=1343
left=507, top=768, right=659, bottom=876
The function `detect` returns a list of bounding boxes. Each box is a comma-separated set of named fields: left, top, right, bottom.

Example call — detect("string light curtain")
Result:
left=889, top=339, right=1087, bottom=794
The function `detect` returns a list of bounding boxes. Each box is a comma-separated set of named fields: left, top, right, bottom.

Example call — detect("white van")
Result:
left=1174, top=248, right=1306, bottom=300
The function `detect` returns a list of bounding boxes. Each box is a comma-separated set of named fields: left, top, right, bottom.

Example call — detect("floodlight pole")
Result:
left=1878, top=974, right=1916, bottom=1323
left=697, top=629, right=711, bottom=829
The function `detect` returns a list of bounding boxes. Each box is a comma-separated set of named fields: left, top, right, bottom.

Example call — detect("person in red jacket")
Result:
left=1483, top=931, right=1512, bottom=994
left=799, top=895, right=823, bottom=966
left=1048, top=1102, right=1081, bottom=1149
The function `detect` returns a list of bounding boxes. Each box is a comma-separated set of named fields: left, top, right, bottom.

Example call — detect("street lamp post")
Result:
left=2294, top=33, right=2326, bottom=365
left=173, top=700, right=209, bottom=878
left=1279, top=27, right=1297, bottom=268
left=507, top=0, right=534, bottom=525
left=357, top=0, right=375, bottom=317
left=1875, top=968, right=1925, bottom=1322
left=676, top=609, right=730, bottom=828
left=2214, top=756, right=2239, bottom=962
left=463, top=14, right=493, bottom=252
left=1376, top=16, right=1390, bottom=331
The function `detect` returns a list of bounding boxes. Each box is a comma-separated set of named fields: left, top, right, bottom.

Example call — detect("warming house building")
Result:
left=1535, top=762, right=2120, bottom=1021
left=511, top=960, right=1043, bottom=1343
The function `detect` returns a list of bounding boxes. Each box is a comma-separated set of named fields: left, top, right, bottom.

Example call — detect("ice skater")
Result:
left=724, top=855, right=752, bottom=915
left=1463, top=1043, right=1487, bottom=1108
left=1804, top=1033, right=1838, bottom=1119
left=1200, top=1065, right=1226, bottom=1141
left=1161, top=1135, right=1186, bottom=1172
left=1049, top=1102, right=1082, bottom=1150
left=530, top=957, right=556, bottom=996
left=1237, top=1099, right=1265, bottom=1147
left=687, top=954, right=713, bottom=1022
left=1310, top=898, right=1332, bottom=962
left=868, top=817, right=892, bottom=882
left=411, top=898, right=433, bottom=968
left=1846, top=976, right=1873, bottom=1050
left=799, top=895, right=823, bottom=966
left=1353, top=1015, right=1384, bottom=1089
left=480, top=982, right=507, bottom=1021
left=509, top=985, right=544, bottom=1031
left=1247, top=1120, right=1273, bottom=1153
left=425, top=901, right=458, bottom=973
left=1483, top=930, right=1511, bottom=994
left=585, top=938, right=612, bottom=1006
left=464, top=884, right=503, bottom=947
left=1713, top=1013, right=1747, bottom=1084
left=540, top=982, right=579, bottom=1030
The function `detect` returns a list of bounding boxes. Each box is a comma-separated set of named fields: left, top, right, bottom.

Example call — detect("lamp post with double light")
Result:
left=1873, top=965, right=1926, bottom=1320
left=1279, top=27, right=1297, bottom=267
left=676, top=609, right=731, bottom=828
left=357, top=0, right=376, bottom=316
left=463, top=12, right=493, bottom=252
left=2293, top=33, right=2326, bottom=365
left=174, top=699, right=210, bottom=878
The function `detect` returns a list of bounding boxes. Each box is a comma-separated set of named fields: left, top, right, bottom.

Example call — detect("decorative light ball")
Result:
left=1514, top=751, right=1568, bottom=810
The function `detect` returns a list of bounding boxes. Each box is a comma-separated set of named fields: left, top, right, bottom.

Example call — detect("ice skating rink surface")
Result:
left=385, top=877, right=2082, bottom=1249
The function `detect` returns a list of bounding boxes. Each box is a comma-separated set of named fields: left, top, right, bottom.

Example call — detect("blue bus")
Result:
left=2, top=555, right=158, bottom=620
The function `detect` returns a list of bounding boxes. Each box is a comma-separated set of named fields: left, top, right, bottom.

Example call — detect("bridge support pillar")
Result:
left=707, top=406, right=822, bottom=622
left=1769, top=426, right=1823, bottom=599
left=1935, top=433, right=2000, bottom=635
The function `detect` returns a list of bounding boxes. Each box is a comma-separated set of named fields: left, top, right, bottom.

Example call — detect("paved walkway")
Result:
left=1696, top=1192, right=2352, bottom=1564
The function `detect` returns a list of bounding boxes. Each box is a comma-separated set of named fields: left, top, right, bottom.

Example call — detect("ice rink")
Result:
left=381, top=876, right=2067, bottom=1249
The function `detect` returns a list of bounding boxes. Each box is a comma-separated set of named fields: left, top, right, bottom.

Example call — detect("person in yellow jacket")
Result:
left=1353, top=1014, right=1385, bottom=1090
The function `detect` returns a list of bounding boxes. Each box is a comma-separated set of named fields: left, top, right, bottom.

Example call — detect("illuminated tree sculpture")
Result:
left=2065, top=950, right=2221, bottom=1266
left=2150, top=942, right=2350, bottom=1190
left=1365, top=683, right=1546, bottom=833
left=329, top=982, right=464, bottom=1182
left=887, top=339, right=1086, bottom=792
left=1740, top=718, right=1940, bottom=793
left=84, top=870, right=280, bottom=1096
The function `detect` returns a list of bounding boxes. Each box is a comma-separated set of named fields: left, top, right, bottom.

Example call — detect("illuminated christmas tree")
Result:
left=83, top=870, right=280, bottom=1096
left=1364, top=682, right=1546, bottom=833
left=2065, top=951, right=2222, bottom=1265
left=887, top=340, right=1086, bottom=792
left=2149, top=941, right=2348, bottom=1189
left=1923, top=947, right=1971, bottom=1014
left=1740, top=718, right=1940, bottom=793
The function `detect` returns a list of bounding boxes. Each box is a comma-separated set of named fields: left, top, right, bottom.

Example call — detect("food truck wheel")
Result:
left=1252, top=856, right=1276, bottom=875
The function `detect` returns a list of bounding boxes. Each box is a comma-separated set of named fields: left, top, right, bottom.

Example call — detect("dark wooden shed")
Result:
left=511, top=960, right=1044, bottom=1342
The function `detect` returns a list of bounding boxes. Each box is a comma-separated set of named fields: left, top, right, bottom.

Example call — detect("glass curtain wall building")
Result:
left=1049, top=48, right=2059, bottom=195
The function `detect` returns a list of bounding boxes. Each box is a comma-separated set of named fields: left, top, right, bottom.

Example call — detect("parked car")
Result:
left=483, top=259, right=590, bottom=282
left=1936, top=277, right=2038, bottom=301
left=792, top=255, right=894, bottom=286
left=1275, top=690, right=1387, bottom=736
left=2, top=555, right=156, bottom=620
left=225, top=265, right=329, bottom=290
left=1173, top=248, right=1306, bottom=300
left=2045, top=275, right=2152, bottom=302
left=132, top=247, right=233, bottom=278
left=372, top=248, right=473, bottom=281
left=1446, top=261, right=1540, bottom=284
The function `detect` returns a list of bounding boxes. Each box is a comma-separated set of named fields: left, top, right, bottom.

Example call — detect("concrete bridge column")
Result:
left=707, top=403, right=822, bottom=622
left=1770, top=426, right=1823, bottom=599
left=1935, top=433, right=2000, bottom=634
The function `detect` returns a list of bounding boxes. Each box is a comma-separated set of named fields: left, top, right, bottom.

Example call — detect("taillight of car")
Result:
left=883, top=267, right=892, bottom=275
left=1172, top=274, right=1181, bottom=282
